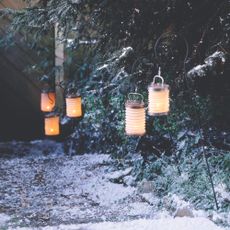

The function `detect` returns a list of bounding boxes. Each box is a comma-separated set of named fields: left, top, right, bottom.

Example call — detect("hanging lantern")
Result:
left=148, top=71, right=170, bottom=116
left=66, top=91, right=82, bottom=118
left=41, top=89, right=56, bottom=112
left=125, top=93, right=146, bottom=136
left=44, top=114, right=60, bottom=136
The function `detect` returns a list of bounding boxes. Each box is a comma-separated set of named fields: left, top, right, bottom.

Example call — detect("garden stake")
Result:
left=153, top=33, right=219, bottom=210
left=182, top=37, right=219, bottom=211
left=165, top=116, right=182, bottom=176
left=196, top=123, right=219, bottom=210
left=68, top=119, right=76, bottom=156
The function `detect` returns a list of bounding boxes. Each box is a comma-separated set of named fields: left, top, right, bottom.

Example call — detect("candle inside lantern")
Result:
left=44, top=115, right=60, bottom=136
left=41, top=90, right=56, bottom=112
left=66, top=96, right=82, bottom=118
left=148, top=75, right=170, bottom=116
left=125, top=93, right=146, bottom=136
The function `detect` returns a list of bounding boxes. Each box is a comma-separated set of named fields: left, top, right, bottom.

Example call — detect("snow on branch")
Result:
left=95, top=47, right=133, bottom=72
left=187, top=51, right=226, bottom=78
left=91, top=47, right=133, bottom=93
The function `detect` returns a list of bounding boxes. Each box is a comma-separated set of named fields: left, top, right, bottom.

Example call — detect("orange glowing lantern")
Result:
left=125, top=93, right=146, bottom=136
left=44, top=114, right=60, bottom=136
left=148, top=71, right=170, bottom=116
left=66, top=93, right=82, bottom=118
left=41, top=90, right=56, bottom=112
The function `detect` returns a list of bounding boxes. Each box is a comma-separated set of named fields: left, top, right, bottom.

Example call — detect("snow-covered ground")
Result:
left=0, top=140, right=229, bottom=229
left=6, top=217, right=225, bottom=230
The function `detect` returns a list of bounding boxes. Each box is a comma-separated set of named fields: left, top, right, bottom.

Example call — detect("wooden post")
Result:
left=0, top=0, right=26, bottom=9
left=54, top=24, right=65, bottom=110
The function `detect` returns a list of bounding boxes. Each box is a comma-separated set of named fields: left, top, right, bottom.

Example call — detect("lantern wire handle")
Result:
left=153, top=75, right=164, bottom=87
left=152, top=67, right=164, bottom=87
left=66, top=81, right=78, bottom=96
left=128, top=93, right=144, bottom=103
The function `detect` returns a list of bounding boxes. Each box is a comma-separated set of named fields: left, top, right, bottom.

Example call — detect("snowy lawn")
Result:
left=11, top=217, right=225, bottom=230
left=0, top=141, right=229, bottom=229
left=0, top=141, right=153, bottom=228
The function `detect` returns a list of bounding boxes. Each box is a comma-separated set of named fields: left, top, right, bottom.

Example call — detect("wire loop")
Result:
left=128, top=93, right=144, bottom=102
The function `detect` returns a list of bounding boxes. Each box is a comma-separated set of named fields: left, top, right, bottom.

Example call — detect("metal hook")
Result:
left=152, top=67, right=164, bottom=87
left=158, top=67, right=161, bottom=76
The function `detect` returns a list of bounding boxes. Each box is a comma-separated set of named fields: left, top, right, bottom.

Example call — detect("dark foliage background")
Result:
left=1, top=0, right=230, bottom=214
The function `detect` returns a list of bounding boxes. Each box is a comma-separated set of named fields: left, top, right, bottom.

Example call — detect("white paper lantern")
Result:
left=66, top=95, right=82, bottom=118
left=125, top=93, right=146, bottom=136
left=44, top=114, right=60, bottom=136
left=148, top=74, right=170, bottom=116
left=40, top=90, right=56, bottom=112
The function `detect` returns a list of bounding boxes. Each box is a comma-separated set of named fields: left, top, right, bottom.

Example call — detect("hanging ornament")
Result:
left=41, top=89, right=56, bottom=112
left=148, top=68, right=170, bottom=116
left=125, top=93, right=146, bottom=136
left=65, top=88, right=82, bottom=118
left=44, top=113, right=60, bottom=136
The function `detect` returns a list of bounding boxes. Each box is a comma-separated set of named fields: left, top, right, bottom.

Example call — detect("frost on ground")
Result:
left=0, top=141, right=228, bottom=229
left=14, top=217, right=224, bottom=230
left=0, top=141, right=154, bottom=228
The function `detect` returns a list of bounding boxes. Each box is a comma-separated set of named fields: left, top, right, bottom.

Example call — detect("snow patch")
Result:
left=107, top=167, right=132, bottom=182
left=95, top=47, right=133, bottom=72
left=215, top=183, right=230, bottom=202
left=187, top=51, right=226, bottom=78
left=14, top=217, right=224, bottom=230
left=188, top=64, right=206, bottom=77
left=0, top=213, right=11, bottom=226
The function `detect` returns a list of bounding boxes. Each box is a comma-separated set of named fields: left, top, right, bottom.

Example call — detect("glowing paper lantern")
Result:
left=44, top=114, right=60, bottom=136
left=125, top=93, right=146, bottom=136
left=148, top=75, right=170, bottom=116
left=41, top=90, right=56, bottom=112
left=66, top=94, right=82, bottom=118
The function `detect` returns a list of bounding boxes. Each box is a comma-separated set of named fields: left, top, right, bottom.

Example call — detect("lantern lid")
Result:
left=66, top=85, right=81, bottom=98
left=126, top=100, right=144, bottom=108
left=126, top=93, right=145, bottom=108
left=66, top=93, right=81, bottom=98
left=148, top=83, right=169, bottom=91
left=148, top=71, right=169, bottom=91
